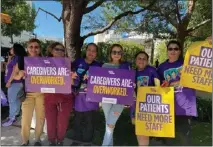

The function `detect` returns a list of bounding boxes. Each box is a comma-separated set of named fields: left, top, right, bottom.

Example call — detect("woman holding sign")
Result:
left=71, top=43, right=102, bottom=146
left=101, top=44, right=131, bottom=146
left=44, top=42, right=73, bottom=146
left=13, top=39, right=45, bottom=146
left=130, top=51, right=160, bottom=146
left=157, top=40, right=197, bottom=146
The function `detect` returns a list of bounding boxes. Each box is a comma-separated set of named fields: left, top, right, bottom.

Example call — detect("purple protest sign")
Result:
left=24, top=57, right=71, bottom=94
left=86, top=66, right=135, bottom=105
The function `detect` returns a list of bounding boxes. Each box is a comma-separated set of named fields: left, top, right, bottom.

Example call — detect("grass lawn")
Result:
left=67, top=108, right=212, bottom=146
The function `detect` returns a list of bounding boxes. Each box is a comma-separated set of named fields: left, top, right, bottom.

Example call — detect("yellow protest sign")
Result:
left=135, top=87, right=175, bottom=138
left=180, top=41, right=212, bottom=92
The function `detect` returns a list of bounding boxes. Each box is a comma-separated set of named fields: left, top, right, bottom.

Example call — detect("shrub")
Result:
left=194, top=97, right=212, bottom=122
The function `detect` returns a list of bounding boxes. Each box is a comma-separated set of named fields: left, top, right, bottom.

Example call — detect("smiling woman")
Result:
left=44, top=42, right=73, bottom=146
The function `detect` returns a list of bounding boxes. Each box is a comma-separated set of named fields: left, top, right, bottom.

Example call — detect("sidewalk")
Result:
left=1, top=119, right=73, bottom=146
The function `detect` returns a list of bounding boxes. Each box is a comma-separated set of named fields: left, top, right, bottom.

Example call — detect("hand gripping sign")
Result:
left=24, top=57, right=71, bottom=94
left=86, top=66, right=135, bottom=105
left=180, top=41, right=212, bottom=92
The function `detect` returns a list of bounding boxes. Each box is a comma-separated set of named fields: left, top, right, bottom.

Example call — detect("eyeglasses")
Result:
left=168, top=48, right=180, bottom=51
left=54, top=48, right=65, bottom=52
left=111, top=51, right=122, bottom=55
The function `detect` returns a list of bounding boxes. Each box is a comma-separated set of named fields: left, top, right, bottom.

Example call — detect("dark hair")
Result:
left=86, top=43, right=98, bottom=52
left=166, top=40, right=183, bottom=59
left=13, top=43, right=27, bottom=56
left=109, top=44, right=123, bottom=62
left=166, top=40, right=181, bottom=49
left=27, top=38, right=41, bottom=47
left=134, top=51, right=149, bottom=60
left=83, top=43, right=98, bottom=59
left=46, top=42, right=65, bottom=57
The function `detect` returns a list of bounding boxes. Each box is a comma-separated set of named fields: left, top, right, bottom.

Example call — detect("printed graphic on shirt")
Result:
left=164, top=66, right=183, bottom=92
left=137, top=76, right=149, bottom=87
left=76, top=67, right=89, bottom=90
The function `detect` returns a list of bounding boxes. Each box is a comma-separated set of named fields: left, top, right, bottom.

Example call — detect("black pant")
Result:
left=72, top=110, right=97, bottom=143
left=161, top=116, right=192, bottom=146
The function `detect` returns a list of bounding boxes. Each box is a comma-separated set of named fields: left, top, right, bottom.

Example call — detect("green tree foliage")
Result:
left=155, top=41, right=168, bottom=64
left=103, top=0, right=211, bottom=50
left=187, top=0, right=212, bottom=40
left=1, top=0, right=36, bottom=43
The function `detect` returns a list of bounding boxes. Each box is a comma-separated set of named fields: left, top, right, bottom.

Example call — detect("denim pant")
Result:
left=8, top=82, right=23, bottom=119
left=102, top=103, right=124, bottom=146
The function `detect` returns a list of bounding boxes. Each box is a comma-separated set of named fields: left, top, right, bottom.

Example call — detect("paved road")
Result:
left=1, top=119, right=73, bottom=146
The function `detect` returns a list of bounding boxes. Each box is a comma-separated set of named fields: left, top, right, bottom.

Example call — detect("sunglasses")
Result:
left=111, top=51, right=122, bottom=55
left=168, top=48, right=180, bottom=51
left=54, top=48, right=65, bottom=52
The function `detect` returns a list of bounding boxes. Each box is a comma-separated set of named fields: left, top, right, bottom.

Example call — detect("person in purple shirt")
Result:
left=130, top=51, right=160, bottom=146
left=71, top=43, right=102, bottom=146
left=2, top=43, right=27, bottom=127
left=157, top=40, right=197, bottom=146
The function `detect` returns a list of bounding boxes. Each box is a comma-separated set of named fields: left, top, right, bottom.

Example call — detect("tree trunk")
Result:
left=62, top=0, right=85, bottom=61
left=10, top=35, right=13, bottom=44
left=176, top=25, right=187, bottom=57
left=150, top=39, right=155, bottom=64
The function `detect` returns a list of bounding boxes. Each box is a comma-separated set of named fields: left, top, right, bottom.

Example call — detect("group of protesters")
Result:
left=2, top=38, right=197, bottom=146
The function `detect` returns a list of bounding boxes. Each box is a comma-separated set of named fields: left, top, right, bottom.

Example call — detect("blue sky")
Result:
left=33, top=1, right=94, bottom=43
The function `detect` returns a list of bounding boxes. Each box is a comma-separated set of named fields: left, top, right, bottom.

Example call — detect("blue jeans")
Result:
left=102, top=103, right=124, bottom=146
left=8, top=82, right=23, bottom=119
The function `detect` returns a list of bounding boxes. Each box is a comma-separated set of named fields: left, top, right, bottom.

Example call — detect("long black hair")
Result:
left=13, top=43, right=27, bottom=70
left=13, top=43, right=27, bottom=56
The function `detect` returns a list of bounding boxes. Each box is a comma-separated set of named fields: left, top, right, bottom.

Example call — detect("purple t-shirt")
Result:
left=130, top=65, right=159, bottom=118
left=72, top=58, right=102, bottom=112
left=5, top=56, right=21, bottom=83
left=157, top=58, right=197, bottom=117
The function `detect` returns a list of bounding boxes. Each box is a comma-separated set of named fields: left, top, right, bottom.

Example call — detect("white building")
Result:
left=38, top=36, right=64, bottom=44
left=94, top=30, right=164, bottom=60
left=1, top=31, right=35, bottom=48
